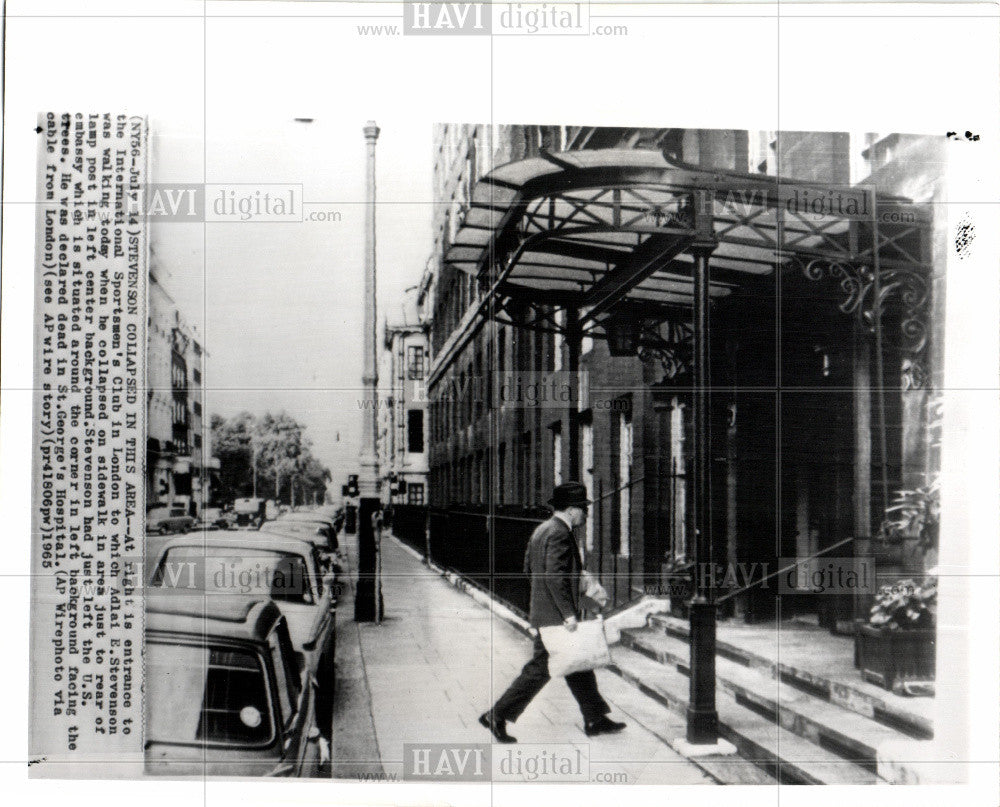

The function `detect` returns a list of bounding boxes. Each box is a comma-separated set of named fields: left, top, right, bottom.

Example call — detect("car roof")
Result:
left=155, top=531, right=315, bottom=558
left=146, top=596, right=282, bottom=642
left=262, top=519, right=321, bottom=533
left=280, top=512, right=334, bottom=524
left=257, top=523, right=327, bottom=547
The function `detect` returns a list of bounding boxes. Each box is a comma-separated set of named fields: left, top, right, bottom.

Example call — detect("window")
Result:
left=553, top=310, right=564, bottom=372
left=193, top=400, right=202, bottom=416
left=476, top=450, right=485, bottom=502
left=407, top=345, right=425, bottom=380
left=407, top=483, right=425, bottom=506
left=581, top=317, right=594, bottom=357
left=465, top=362, right=473, bottom=424
left=407, top=410, right=424, bottom=453
left=551, top=424, right=563, bottom=486
left=618, top=408, right=633, bottom=558
left=497, top=442, right=506, bottom=505
left=192, top=368, right=201, bottom=384
left=670, top=398, right=688, bottom=561
left=459, top=369, right=467, bottom=426
left=473, top=349, right=482, bottom=419
left=154, top=548, right=314, bottom=605
left=519, top=433, right=531, bottom=504
left=146, top=642, right=274, bottom=747
left=582, top=424, right=595, bottom=552
left=171, top=361, right=187, bottom=391
left=193, top=432, right=202, bottom=449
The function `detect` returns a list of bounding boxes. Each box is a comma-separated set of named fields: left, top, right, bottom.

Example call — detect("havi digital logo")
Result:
left=404, top=2, right=491, bottom=35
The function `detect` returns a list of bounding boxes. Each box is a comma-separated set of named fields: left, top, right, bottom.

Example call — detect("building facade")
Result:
left=147, top=268, right=218, bottom=517
left=421, top=124, right=943, bottom=628
left=378, top=292, right=430, bottom=508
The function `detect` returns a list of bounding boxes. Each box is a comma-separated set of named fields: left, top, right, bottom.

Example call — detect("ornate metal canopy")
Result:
left=430, top=147, right=931, bottom=385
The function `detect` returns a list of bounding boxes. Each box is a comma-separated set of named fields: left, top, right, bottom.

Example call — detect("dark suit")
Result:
left=491, top=515, right=610, bottom=725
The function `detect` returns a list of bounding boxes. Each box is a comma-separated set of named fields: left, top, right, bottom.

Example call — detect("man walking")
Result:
left=479, top=482, right=626, bottom=743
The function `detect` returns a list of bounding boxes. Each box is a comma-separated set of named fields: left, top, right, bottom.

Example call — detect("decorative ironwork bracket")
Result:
left=638, top=319, right=694, bottom=383
left=797, top=257, right=930, bottom=387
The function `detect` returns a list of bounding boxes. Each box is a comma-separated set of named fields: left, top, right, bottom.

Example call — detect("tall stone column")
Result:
left=356, top=120, right=383, bottom=622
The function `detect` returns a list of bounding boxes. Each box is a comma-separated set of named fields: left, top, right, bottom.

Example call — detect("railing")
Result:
left=408, top=505, right=549, bottom=618
left=387, top=504, right=428, bottom=552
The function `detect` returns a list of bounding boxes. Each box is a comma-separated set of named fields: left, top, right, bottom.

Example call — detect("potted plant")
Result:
left=855, top=576, right=937, bottom=692
left=876, top=480, right=940, bottom=571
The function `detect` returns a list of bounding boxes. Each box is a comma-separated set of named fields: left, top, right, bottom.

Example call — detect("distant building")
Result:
left=379, top=289, right=430, bottom=507
left=147, top=269, right=218, bottom=516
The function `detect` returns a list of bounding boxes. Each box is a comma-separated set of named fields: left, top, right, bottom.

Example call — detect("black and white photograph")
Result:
left=2, top=2, right=999, bottom=806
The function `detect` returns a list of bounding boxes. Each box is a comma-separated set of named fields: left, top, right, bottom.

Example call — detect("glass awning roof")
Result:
left=429, top=147, right=931, bottom=384
left=444, top=148, right=929, bottom=316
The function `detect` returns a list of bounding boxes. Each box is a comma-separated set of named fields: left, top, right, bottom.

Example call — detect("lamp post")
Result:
left=673, top=190, right=733, bottom=756
left=355, top=120, right=383, bottom=622
left=686, top=238, right=719, bottom=744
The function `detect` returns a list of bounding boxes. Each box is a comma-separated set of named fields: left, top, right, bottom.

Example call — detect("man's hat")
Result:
left=548, top=481, right=592, bottom=510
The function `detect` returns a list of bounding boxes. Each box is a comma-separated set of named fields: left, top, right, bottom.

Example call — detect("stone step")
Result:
left=649, top=613, right=933, bottom=740
left=608, top=641, right=876, bottom=785
left=621, top=626, right=906, bottom=773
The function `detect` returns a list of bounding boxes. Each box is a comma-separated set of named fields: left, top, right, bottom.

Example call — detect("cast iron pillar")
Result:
left=566, top=308, right=582, bottom=480
left=686, top=193, right=719, bottom=744
left=356, top=120, right=383, bottom=622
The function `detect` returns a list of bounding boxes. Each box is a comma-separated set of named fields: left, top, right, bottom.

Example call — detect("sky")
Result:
left=150, top=115, right=434, bottom=486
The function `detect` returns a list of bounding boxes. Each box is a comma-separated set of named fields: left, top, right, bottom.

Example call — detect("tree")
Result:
left=300, top=454, right=333, bottom=505
left=211, top=411, right=256, bottom=501
left=209, top=410, right=332, bottom=507
left=256, top=412, right=308, bottom=505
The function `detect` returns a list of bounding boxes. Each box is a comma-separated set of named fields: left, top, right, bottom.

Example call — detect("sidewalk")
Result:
left=338, top=530, right=715, bottom=785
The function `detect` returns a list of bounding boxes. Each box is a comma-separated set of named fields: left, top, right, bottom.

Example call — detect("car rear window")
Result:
left=146, top=641, right=274, bottom=747
left=152, top=547, right=314, bottom=604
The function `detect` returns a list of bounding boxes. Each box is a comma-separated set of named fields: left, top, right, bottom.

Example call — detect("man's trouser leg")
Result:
left=493, top=635, right=612, bottom=725
left=564, top=669, right=611, bottom=724
left=492, top=635, right=549, bottom=723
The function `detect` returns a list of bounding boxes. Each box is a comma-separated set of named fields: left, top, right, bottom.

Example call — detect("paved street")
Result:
left=336, top=530, right=715, bottom=785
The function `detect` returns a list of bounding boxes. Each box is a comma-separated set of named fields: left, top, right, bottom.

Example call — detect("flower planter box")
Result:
left=855, top=624, right=936, bottom=691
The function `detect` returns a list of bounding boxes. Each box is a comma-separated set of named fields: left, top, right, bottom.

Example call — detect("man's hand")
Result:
left=563, top=616, right=578, bottom=632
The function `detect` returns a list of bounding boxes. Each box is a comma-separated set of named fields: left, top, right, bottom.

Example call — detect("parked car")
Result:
left=193, top=507, right=233, bottom=531
left=145, top=596, right=329, bottom=777
left=233, top=497, right=265, bottom=527
left=258, top=521, right=342, bottom=575
left=276, top=512, right=339, bottom=551
left=262, top=517, right=338, bottom=554
left=146, top=505, right=195, bottom=535
left=149, top=532, right=336, bottom=660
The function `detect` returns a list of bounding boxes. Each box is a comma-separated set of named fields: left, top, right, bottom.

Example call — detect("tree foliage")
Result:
left=210, top=411, right=331, bottom=504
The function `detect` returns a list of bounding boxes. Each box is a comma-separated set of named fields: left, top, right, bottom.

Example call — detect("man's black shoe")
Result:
left=479, top=712, right=517, bottom=743
left=585, top=716, right=627, bottom=737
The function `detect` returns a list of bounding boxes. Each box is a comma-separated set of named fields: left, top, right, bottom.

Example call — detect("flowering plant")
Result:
left=867, top=577, right=936, bottom=631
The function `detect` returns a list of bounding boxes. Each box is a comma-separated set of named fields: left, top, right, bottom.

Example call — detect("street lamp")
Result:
left=356, top=120, right=384, bottom=622
left=672, top=191, right=735, bottom=756
left=604, top=309, right=643, bottom=357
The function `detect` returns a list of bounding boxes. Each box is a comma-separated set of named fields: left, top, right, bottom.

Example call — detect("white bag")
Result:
left=539, top=616, right=612, bottom=678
